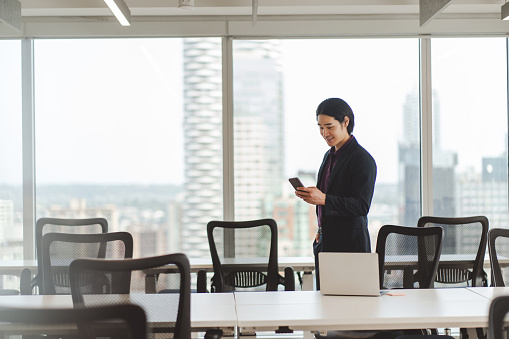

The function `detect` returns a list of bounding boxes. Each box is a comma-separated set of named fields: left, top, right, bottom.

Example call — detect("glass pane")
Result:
left=233, top=39, right=420, bottom=256
left=431, top=38, right=508, bottom=229
left=35, top=38, right=222, bottom=259
left=0, top=40, right=23, bottom=289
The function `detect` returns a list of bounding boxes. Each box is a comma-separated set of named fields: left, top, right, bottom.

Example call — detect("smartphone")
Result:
left=289, top=177, right=305, bottom=190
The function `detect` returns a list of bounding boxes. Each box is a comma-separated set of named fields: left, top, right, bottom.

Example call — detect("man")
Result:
left=295, top=97, right=377, bottom=290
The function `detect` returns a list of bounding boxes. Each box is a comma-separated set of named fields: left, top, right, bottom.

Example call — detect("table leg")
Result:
left=302, top=271, right=314, bottom=291
left=145, top=274, right=157, bottom=294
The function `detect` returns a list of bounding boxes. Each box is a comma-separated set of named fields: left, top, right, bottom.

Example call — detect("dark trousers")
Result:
left=313, top=238, right=323, bottom=290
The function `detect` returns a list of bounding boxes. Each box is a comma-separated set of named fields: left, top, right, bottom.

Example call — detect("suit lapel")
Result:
left=326, top=137, right=357, bottom=192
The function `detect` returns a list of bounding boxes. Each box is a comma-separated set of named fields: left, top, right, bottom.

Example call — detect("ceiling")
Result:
left=17, top=0, right=505, bottom=19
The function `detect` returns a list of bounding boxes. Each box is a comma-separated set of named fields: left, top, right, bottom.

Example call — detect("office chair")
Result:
left=418, top=215, right=489, bottom=339
left=489, top=295, right=509, bottom=339
left=318, top=224, right=444, bottom=339
left=0, top=304, right=147, bottom=339
left=377, top=224, right=443, bottom=289
left=0, top=267, right=32, bottom=295
left=200, top=218, right=294, bottom=292
left=417, top=215, right=489, bottom=287
left=488, top=228, right=509, bottom=286
left=33, top=217, right=108, bottom=293
left=41, top=231, right=133, bottom=295
left=69, top=253, right=191, bottom=339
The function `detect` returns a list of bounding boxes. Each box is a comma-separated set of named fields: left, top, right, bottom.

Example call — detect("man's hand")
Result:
left=295, top=186, right=326, bottom=206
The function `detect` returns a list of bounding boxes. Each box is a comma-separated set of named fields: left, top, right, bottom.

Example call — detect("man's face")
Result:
left=317, top=114, right=350, bottom=151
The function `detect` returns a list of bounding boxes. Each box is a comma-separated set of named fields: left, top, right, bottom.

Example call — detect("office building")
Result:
left=399, top=90, right=459, bottom=225
left=180, top=38, right=223, bottom=258
left=233, top=40, right=285, bottom=220
left=181, top=39, right=287, bottom=257
left=43, top=198, right=120, bottom=232
left=458, top=156, right=509, bottom=229
left=0, top=200, right=14, bottom=244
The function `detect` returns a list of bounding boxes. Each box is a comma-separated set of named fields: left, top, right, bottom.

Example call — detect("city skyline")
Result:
left=5, top=38, right=507, bottom=187
left=1, top=37, right=508, bottom=261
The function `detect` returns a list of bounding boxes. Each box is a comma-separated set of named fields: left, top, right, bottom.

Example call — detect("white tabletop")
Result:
left=0, top=287, right=500, bottom=335
left=234, top=288, right=492, bottom=332
left=467, top=286, right=509, bottom=300
left=0, top=292, right=237, bottom=332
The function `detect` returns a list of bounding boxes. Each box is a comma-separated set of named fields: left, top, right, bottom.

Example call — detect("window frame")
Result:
left=11, top=31, right=508, bottom=258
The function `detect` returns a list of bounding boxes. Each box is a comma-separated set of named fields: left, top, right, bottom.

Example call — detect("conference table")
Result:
left=144, top=256, right=316, bottom=292
left=143, top=253, right=505, bottom=293
left=0, top=292, right=237, bottom=336
left=0, top=257, right=316, bottom=292
left=4, top=254, right=507, bottom=293
left=0, top=287, right=508, bottom=337
left=468, top=286, right=509, bottom=300
left=234, top=288, right=494, bottom=336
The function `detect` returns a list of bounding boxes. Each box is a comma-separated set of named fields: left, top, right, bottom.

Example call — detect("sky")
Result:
left=0, top=37, right=507, bottom=186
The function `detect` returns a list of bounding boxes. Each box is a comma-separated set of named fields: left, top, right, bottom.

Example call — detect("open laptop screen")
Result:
left=318, top=252, right=384, bottom=296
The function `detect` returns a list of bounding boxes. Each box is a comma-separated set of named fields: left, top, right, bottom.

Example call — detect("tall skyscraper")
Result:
left=429, top=93, right=458, bottom=218
left=233, top=40, right=285, bottom=221
left=181, top=38, right=223, bottom=258
left=398, top=90, right=458, bottom=225
left=180, top=39, right=285, bottom=258
left=398, top=91, right=421, bottom=225
left=232, top=41, right=286, bottom=257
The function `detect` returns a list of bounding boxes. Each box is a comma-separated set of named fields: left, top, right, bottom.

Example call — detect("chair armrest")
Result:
left=479, top=269, right=488, bottom=287
left=284, top=266, right=295, bottom=291
left=30, top=274, right=41, bottom=295
left=204, top=329, right=223, bottom=339
left=20, top=268, right=32, bottom=295
left=197, top=269, right=209, bottom=293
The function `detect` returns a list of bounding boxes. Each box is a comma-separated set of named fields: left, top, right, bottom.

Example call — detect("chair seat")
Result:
left=435, top=266, right=471, bottom=284
left=224, top=270, right=267, bottom=288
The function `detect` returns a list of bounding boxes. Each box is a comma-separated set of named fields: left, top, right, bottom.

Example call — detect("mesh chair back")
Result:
left=207, top=219, right=282, bottom=292
left=41, top=232, right=133, bottom=295
left=34, top=217, right=108, bottom=292
left=488, top=228, right=509, bottom=286
left=69, top=253, right=191, bottom=339
left=489, top=295, right=509, bottom=339
left=0, top=304, right=147, bottom=339
left=376, top=225, right=443, bottom=289
left=417, top=215, right=488, bottom=287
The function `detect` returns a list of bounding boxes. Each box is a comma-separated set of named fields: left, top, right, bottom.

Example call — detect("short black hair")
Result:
left=316, top=98, right=355, bottom=135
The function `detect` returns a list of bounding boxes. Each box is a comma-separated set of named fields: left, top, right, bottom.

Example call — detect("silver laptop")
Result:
left=318, top=252, right=386, bottom=296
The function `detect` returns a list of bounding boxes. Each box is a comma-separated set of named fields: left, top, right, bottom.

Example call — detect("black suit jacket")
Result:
left=315, top=136, right=377, bottom=253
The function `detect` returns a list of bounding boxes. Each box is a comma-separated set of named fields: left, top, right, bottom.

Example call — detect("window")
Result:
left=34, top=38, right=222, bottom=258
left=0, top=40, right=23, bottom=289
left=233, top=39, right=420, bottom=255
left=431, top=38, right=508, bottom=229
left=4, top=34, right=509, bottom=263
